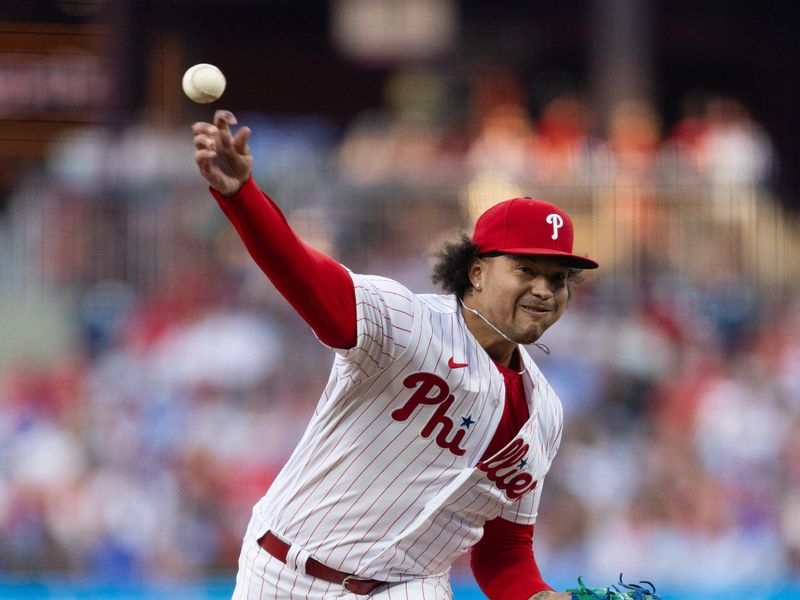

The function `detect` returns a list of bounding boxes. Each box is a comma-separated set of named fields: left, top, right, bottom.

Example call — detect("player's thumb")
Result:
left=233, top=127, right=252, bottom=155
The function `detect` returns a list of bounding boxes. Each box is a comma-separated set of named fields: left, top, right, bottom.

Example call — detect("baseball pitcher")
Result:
left=192, top=110, right=604, bottom=600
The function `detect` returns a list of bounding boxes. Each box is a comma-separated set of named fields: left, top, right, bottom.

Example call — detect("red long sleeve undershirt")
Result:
left=212, top=178, right=356, bottom=349
left=212, top=178, right=551, bottom=598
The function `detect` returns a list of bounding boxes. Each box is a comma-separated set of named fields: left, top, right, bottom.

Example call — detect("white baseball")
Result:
left=182, top=63, right=226, bottom=104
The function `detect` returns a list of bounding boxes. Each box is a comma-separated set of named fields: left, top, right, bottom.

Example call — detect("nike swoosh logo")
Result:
left=448, top=357, right=469, bottom=369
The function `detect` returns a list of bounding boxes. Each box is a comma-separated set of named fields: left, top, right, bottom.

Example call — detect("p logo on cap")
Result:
left=545, top=213, right=564, bottom=240
left=472, top=198, right=598, bottom=269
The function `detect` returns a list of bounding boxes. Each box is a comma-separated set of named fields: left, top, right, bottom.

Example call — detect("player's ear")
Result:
left=467, top=257, right=484, bottom=291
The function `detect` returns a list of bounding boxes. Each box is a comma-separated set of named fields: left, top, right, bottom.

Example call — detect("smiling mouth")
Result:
left=519, top=305, right=551, bottom=316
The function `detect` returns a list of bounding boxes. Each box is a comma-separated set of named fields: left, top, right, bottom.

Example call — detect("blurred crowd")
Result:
left=0, top=69, right=798, bottom=590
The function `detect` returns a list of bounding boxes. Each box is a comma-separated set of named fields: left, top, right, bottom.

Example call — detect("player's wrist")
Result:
left=217, top=175, right=250, bottom=198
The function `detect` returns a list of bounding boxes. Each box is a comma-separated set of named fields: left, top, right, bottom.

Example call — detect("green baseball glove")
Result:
left=567, top=574, right=661, bottom=600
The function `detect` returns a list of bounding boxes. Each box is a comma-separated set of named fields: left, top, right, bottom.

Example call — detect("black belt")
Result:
left=257, top=531, right=387, bottom=595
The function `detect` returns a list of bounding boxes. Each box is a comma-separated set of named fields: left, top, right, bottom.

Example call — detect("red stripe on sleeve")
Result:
left=211, top=178, right=357, bottom=349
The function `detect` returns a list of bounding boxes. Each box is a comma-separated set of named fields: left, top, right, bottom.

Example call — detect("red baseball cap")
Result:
left=472, top=197, right=599, bottom=269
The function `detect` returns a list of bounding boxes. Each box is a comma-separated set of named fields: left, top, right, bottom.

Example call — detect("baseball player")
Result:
left=192, top=110, right=598, bottom=600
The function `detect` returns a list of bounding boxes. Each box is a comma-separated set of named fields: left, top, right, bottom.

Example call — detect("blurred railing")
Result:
left=2, top=178, right=797, bottom=300
left=542, top=183, right=800, bottom=291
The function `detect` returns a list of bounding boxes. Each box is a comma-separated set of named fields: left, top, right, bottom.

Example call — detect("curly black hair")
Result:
left=430, top=233, right=479, bottom=298
left=430, top=233, right=585, bottom=298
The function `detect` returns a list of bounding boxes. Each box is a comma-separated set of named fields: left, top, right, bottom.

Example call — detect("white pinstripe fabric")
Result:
left=232, top=528, right=453, bottom=599
left=236, top=273, right=563, bottom=594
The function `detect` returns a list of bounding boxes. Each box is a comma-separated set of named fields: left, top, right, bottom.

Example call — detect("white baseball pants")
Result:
left=231, top=531, right=453, bottom=599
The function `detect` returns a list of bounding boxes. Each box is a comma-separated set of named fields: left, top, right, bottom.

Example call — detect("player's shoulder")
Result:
left=350, top=273, right=456, bottom=313
left=416, top=292, right=459, bottom=314
left=350, top=273, right=415, bottom=300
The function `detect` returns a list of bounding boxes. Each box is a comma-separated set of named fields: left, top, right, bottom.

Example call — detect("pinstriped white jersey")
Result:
left=250, top=273, right=564, bottom=582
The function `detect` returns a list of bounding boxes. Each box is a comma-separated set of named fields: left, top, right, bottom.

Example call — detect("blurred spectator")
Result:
left=698, top=97, right=776, bottom=187
left=659, top=91, right=710, bottom=184
left=605, top=99, right=662, bottom=183
left=467, top=102, right=536, bottom=180
left=532, top=95, right=598, bottom=185
left=338, top=69, right=454, bottom=186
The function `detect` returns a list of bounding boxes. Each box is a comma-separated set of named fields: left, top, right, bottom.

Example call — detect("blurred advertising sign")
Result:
left=0, top=22, right=111, bottom=158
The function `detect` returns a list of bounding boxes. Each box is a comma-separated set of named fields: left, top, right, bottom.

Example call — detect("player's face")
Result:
left=471, top=254, right=570, bottom=345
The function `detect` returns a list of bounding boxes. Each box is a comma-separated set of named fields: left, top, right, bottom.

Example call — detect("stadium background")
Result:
left=1, top=1, right=800, bottom=598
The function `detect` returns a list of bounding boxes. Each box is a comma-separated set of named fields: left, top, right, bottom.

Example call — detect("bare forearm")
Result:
left=530, top=592, right=571, bottom=600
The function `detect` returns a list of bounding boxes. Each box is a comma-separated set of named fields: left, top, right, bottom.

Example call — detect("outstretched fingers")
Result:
left=190, top=111, right=252, bottom=194
left=214, top=110, right=238, bottom=149
left=192, top=113, right=246, bottom=156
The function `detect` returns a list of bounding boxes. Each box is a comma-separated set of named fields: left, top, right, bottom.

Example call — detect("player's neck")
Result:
left=459, top=303, right=517, bottom=366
